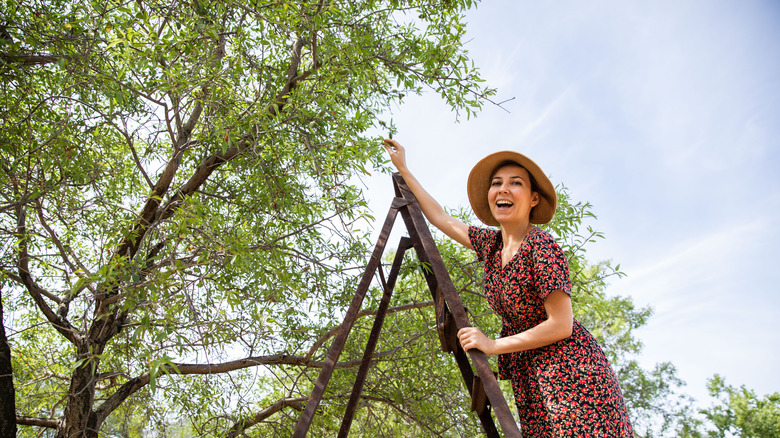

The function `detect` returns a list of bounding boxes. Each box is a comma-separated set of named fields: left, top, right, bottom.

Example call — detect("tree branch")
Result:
left=34, top=199, right=88, bottom=305
left=155, top=35, right=315, bottom=226
left=95, top=331, right=428, bottom=426
left=14, top=203, right=79, bottom=344
left=359, top=395, right=448, bottom=437
left=225, top=397, right=305, bottom=438
left=15, top=416, right=59, bottom=428
left=267, top=37, right=308, bottom=116
left=0, top=52, right=60, bottom=66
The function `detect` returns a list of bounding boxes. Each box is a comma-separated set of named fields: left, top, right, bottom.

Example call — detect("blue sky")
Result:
left=364, top=0, right=780, bottom=405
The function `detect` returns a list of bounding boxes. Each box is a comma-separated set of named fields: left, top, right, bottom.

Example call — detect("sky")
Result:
left=361, top=0, right=780, bottom=406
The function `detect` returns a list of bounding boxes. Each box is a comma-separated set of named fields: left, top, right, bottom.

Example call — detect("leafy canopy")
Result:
left=1, top=0, right=493, bottom=436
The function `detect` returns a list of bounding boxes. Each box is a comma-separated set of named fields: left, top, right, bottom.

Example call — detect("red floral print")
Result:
left=469, top=226, right=633, bottom=437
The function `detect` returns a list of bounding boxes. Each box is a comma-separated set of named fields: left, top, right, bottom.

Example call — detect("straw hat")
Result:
left=467, top=151, right=556, bottom=226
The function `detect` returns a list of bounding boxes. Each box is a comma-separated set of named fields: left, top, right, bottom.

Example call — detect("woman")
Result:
left=383, top=139, right=633, bottom=437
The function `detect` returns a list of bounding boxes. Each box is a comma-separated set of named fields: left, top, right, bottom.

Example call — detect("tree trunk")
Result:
left=0, top=286, right=18, bottom=437
left=56, top=342, right=100, bottom=438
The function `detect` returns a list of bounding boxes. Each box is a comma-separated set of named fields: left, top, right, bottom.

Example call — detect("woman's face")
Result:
left=487, top=164, right=540, bottom=227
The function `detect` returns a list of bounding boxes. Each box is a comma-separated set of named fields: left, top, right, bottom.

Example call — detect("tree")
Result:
left=0, top=0, right=493, bottom=436
left=699, top=375, right=780, bottom=438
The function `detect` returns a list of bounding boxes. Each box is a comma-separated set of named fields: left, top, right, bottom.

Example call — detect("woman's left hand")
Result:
left=457, top=326, right=495, bottom=354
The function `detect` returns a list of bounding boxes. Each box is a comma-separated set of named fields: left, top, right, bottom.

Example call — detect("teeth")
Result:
left=496, top=200, right=513, bottom=207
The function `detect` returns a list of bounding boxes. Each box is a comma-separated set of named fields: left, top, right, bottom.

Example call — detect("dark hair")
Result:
left=490, top=160, right=539, bottom=194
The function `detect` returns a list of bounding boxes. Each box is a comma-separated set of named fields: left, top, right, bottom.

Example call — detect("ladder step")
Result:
left=437, top=311, right=459, bottom=353
left=471, top=375, right=489, bottom=415
left=471, top=369, right=500, bottom=416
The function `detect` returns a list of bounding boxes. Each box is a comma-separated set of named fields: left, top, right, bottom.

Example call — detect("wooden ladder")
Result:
left=292, top=173, right=521, bottom=437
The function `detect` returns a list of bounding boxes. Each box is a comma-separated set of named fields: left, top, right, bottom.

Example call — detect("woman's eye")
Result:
left=491, top=181, right=501, bottom=186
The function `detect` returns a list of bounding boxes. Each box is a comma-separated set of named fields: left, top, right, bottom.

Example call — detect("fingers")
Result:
left=457, top=327, right=493, bottom=353
left=383, top=138, right=402, bottom=152
left=457, top=327, right=479, bottom=352
left=383, top=138, right=407, bottom=171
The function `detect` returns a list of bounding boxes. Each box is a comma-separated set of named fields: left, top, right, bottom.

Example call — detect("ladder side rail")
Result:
left=337, top=237, right=414, bottom=438
left=405, top=227, right=500, bottom=437
left=386, top=183, right=454, bottom=354
left=392, top=174, right=523, bottom=437
left=400, top=234, right=451, bottom=353
left=451, top=344, right=501, bottom=437
left=292, top=199, right=407, bottom=438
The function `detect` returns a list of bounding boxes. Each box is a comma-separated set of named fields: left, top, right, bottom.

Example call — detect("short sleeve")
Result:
left=530, top=231, right=572, bottom=301
left=468, top=225, right=498, bottom=262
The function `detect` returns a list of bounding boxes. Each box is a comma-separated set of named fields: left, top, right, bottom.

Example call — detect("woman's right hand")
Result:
left=383, top=138, right=407, bottom=172
left=381, top=138, right=473, bottom=249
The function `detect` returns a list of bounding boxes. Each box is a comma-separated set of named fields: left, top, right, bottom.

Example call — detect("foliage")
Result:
left=0, top=0, right=493, bottom=436
left=699, top=375, right=780, bottom=438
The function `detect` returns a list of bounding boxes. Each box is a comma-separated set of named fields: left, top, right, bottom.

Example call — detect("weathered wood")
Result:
left=292, top=198, right=406, bottom=438
left=393, top=173, right=521, bottom=437
left=293, top=174, right=521, bottom=437
left=338, top=237, right=413, bottom=438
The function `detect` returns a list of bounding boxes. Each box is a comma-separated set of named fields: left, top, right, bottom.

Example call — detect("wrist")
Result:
left=481, top=338, right=497, bottom=355
left=490, top=337, right=510, bottom=355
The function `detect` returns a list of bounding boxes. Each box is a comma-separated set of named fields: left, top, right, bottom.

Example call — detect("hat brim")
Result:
left=467, top=151, right=556, bottom=226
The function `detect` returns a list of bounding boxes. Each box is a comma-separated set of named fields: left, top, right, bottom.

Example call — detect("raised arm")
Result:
left=383, top=139, right=472, bottom=249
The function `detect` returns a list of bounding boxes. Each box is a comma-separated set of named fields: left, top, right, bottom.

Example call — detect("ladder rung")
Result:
left=436, top=312, right=459, bottom=353
left=471, top=375, right=489, bottom=415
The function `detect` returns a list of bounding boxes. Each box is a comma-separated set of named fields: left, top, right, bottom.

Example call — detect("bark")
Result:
left=0, top=285, right=17, bottom=437
left=57, top=342, right=102, bottom=438
left=0, top=52, right=60, bottom=65
left=16, top=416, right=58, bottom=428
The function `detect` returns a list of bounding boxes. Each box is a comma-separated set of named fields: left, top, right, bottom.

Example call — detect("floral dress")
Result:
left=469, top=226, right=633, bottom=437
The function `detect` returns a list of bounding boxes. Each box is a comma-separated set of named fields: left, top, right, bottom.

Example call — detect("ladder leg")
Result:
left=338, top=237, right=413, bottom=437
left=293, top=203, right=404, bottom=438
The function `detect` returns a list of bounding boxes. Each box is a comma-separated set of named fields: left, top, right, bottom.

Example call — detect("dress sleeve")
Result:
left=530, top=230, right=572, bottom=301
left=468, top=225, right=497, bottom=262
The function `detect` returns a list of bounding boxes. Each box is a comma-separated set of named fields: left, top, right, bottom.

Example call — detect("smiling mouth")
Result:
left=496, top=200, right=514, bottom=209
